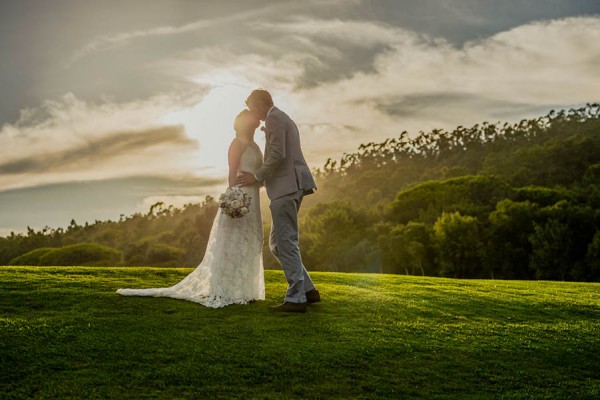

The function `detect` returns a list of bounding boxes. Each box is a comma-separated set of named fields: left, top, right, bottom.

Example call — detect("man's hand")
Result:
left=236, top=171, right=258, bottom=187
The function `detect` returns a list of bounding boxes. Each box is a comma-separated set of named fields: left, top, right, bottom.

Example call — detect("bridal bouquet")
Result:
left=219, top=186, right=251, bottom=218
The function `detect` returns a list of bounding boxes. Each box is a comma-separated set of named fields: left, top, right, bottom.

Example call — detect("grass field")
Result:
left=0, top=266, right=598, bottom=399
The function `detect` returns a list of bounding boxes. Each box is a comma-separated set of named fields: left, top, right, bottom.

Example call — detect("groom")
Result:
left=237, top=89, right=320, bottom=313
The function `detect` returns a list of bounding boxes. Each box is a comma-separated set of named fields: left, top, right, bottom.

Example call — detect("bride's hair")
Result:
left=234, top=109, right=257, bottom=137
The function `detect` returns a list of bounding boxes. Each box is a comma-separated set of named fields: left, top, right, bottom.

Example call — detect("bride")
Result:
left=116, top=110, right=265, bottom=307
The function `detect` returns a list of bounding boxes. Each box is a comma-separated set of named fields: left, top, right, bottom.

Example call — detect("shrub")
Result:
left=390, top=175, right=513, bottom=224
left=514, top=186, right=573, bottom=207
left=434, top=211, right=485, bottom=278
left=146, top=243, right=185, bottom=266
left=9, top=248, right=57, bottom=265
left=38, top=243, right=122, bottom=266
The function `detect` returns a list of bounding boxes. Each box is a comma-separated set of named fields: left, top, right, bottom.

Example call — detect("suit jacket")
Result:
left=254, top=107, right=317, bottom=200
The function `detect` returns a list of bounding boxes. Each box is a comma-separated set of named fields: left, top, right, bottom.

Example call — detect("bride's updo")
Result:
left=234, top=109, right=259, bottom=139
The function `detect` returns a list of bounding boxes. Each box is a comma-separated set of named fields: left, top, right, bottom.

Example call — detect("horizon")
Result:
left=1, top=0, right=599, bottom=235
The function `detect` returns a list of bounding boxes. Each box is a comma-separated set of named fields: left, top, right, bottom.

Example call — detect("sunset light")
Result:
left=2, top=2, right=600, bottom=397
left=159, top=72, right=262, bottom=175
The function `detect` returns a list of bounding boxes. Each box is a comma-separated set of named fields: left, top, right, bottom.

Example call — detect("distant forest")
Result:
left=2, top=104, right=600, bottom=282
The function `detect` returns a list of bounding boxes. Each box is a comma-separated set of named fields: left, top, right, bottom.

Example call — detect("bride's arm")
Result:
left=227, top=138, right=247, bottom=187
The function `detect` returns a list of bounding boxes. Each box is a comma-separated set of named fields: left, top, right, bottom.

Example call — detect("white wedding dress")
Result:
left=117, top=145, right=265, bottom=307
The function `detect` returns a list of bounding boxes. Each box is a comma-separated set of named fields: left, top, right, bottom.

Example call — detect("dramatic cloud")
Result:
left=67, top=13, right=251, bottom=66
left=7, top=15, right=600, bottom=189
left=253, top=16, right=600, bottom=159
left=256, top=17, right=419, bottom=47
left=66, top=0, right=359, bottom=65
left=1, top=1, right=598, bottom=233
left=0, top=91, right=207, bottom=191
left=83, top=15, right=596, bottom=172
left=0, top=125, right=196, bottom=175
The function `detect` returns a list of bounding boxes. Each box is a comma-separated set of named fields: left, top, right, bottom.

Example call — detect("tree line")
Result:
left=2, top=104, right=599, bottom=281
left=298, top=104, right=600, bottom=281
left=1, top=198, right=220, bottom=268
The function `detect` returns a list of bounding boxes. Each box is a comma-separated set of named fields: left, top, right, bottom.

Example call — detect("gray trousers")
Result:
left=269, top=189, right=316, bottom=303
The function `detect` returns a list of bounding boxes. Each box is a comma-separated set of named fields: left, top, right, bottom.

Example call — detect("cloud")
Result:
left=0, top=90, right=208, bottom=191
left=87, top=15, right=600, bottom=173
left=0, top=125, right=196, bottom=175
left=250, top=16, right=600, bottom=160
left=5, top=13, right=599, bottom=208
left=255, top=17, right=419, bottom=48
left=66, top=0, right=360, bottom=66
left=67, top=15, right=244, bottom=66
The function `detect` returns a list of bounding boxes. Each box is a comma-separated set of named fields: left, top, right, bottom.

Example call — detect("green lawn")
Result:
left=0, top=267, right=598, bottom=399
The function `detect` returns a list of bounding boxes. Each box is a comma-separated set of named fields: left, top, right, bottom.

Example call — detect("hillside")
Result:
left=1, top=266, right=598, bottom=399
left=296, top=104, right=600, bottom=279
left=2, top=104, right=600, bottom=281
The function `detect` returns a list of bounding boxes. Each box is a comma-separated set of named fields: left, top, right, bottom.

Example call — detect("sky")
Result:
left=1, top=0, right=599, bottom=235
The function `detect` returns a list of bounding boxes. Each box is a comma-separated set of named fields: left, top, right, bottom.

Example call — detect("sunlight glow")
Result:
left=159, top=71, right=263, bottom=176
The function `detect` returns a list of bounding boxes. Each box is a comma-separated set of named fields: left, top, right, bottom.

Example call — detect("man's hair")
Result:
left=246, top=89, right=274, bottom=107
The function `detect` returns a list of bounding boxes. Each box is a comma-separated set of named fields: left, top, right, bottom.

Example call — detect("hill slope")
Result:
left=1, top=266, right=598, bottom=399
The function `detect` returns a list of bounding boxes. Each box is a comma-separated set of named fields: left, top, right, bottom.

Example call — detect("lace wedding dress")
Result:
left=117, top=145, right=265, bottom=307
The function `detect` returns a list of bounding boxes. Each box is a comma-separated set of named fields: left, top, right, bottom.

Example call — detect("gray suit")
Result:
left=254, top=107, right=317, bottom=303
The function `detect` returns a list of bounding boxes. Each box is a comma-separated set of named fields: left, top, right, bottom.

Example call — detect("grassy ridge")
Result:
left=1, top=267, right=599, bottom=399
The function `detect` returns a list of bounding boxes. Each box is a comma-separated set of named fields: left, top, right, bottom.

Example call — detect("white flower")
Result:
left=218, top=186, right=251, bottom=218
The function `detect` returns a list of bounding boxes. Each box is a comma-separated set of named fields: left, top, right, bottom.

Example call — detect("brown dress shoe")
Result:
left=306, top=289, right=321, bottom=303
left=269, top=301, right=307, bottom=313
